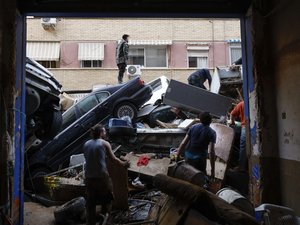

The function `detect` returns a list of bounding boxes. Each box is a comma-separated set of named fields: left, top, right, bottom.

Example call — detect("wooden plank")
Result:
left=124, top=153, right=170, bottom=177
left=106, top=158, right=128, bottom=210
left=177, top=119, right=199, bottom=130
left=210, top=123, right=235, bottom=162
left=206, top=159, right=227, bottom=180
left=158, top=197, right=189, bottom=225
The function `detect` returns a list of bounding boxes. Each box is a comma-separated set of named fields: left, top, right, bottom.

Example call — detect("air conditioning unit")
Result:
left=127, top=65, right=142, bottom=79
left=41, top=18, right=57, bottom=30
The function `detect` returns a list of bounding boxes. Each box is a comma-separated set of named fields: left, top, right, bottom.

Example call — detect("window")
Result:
left=230, top=45, right=242, bottom=64
left=188, top=50, right=208, bottom=68
left=128, top=49, right=144, bottom=66
left=76, top=95, right=98, bottom=116
left=146, top=48, right=167, bottom=67
left=128, top=46, right=167, bottom=67
left=37, top=60, right=59, bottom=68
left=80, top=60, right=102, bottom=68
left=188, top=57, right=208, bottom=68
left=62, top=107, right=77, bottom=130
left=95, top=92, right=110, bottom=103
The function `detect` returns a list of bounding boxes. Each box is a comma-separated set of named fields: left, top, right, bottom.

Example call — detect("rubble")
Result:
left=123, top=153, right=170, bottom=177
left=25, top=69, right=257, bottom=224
left=153, top=174, right=258, bottom=225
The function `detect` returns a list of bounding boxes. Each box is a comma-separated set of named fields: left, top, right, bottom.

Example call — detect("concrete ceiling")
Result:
left=18, top=0, right=252, bottom=16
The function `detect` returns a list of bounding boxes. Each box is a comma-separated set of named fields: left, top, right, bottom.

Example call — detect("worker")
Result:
left=176, top=112, right=216, bottom=178
left=84, top=124, right=129, bottom=225
left=187, top=68, right=212, bottom=90
left=230, top=100, right=247, bottom=171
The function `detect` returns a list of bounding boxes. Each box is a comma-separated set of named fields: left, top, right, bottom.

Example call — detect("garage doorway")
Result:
left=12, top=2, right=254, bottom=224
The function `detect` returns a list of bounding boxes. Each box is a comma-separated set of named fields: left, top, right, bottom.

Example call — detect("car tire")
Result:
left=36, top=110, right=62, bottom=140
left=113, top=102, right=137, bottom=121
left=29, top=167, right=51, bottom=178
left=54, top=197, right=86, bottom=224
left=25, top=166, right=52, bottom=190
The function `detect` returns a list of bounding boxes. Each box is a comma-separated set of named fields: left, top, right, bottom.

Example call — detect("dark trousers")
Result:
left=186, top=157, right=207, bottom=174
left=117, top=63, right=126, bottom=83
left=239, top=127, right=247, bottom=170
left=85, top=176, right=113, bottom=225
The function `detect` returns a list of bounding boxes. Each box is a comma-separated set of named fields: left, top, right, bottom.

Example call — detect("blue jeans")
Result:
left=239, top=127, right=247, bottom=169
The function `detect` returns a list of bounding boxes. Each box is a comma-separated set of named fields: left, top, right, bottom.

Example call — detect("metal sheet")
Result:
left=163, top=80, right=234, bottom=117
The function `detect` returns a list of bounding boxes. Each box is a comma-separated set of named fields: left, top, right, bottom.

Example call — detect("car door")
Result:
left=47, top=94, right=101, bottom=169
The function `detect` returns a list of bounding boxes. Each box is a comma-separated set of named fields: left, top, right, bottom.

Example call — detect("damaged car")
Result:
left=25, top=57, right=62, bottom=141
left=26, top=77, right=152, bottom=178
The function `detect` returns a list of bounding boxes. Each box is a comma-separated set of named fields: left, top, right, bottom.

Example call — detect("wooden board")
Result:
left=107, top=158, right=128, bottom=210
left=210, top=123, right=235, bottom=162
left=124, top=153, right=170, bottom=177
left=206, top=159, right=227, bottom=180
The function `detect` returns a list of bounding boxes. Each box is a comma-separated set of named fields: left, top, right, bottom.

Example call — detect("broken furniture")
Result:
left=163, top=79, right=235, bottom=117
left=211, top=66, right=243, bottom=99
left=153, top=174, right=258, bottom=225
left=255, top=203, right=300, bottom=225
left=29, top=155, right=129, bottom=210
left=206, top=123, right=235, bottom=180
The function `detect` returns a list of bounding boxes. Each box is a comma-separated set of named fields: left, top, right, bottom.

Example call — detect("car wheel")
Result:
left=54, top=197, right=86, bottom=224
left=29, top=167, right=51, bottom=178
left=25, top=166, right=52, bottom=190
left=36, top=110, right=62, bottom=140
left=113, top=102, right=137, bottom=120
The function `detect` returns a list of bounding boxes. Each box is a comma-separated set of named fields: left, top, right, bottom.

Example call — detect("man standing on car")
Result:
left=116, top=34, right=130, bottom=84
left=176, top=112, right=216, bottom=178
left=187, top=68, right=212, bottom=90
left=84, top=124, right=129, bottom=225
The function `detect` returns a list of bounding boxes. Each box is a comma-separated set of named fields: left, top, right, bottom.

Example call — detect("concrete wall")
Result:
left=251, top=0, right=300, bottom=214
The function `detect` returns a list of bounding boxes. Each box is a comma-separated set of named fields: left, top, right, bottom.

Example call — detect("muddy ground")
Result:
left=24, top=202, right=85, bottom=225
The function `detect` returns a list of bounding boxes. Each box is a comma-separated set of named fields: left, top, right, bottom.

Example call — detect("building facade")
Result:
left=27, top=18, right=241, bottom=90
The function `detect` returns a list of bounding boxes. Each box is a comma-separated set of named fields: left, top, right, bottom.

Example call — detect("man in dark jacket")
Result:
left=84, top=125, right=129, bottom=225
left=116, top=34, right=129, bottom=84
left=187, top=68, right=212, bottom=90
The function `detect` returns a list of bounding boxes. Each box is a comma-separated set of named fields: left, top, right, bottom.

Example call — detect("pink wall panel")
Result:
left=60, top=42, right=80, bottom=68
left=209, top=42, right=229, bottom=67
left=103, top=42, right=117, bottom=68
left=169, top=42, right=187, bottom=68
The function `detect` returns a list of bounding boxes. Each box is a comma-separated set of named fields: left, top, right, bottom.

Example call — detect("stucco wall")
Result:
left=272, top=0, right=300, bottom=213
left=252, top=0, right=300, bottom=214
